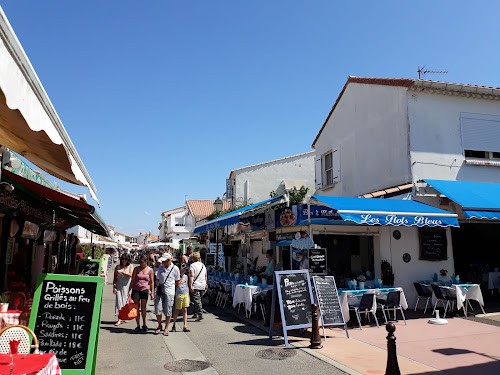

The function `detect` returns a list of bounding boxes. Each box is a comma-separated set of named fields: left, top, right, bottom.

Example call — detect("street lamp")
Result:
left=214, top=197, right=223, bottom=268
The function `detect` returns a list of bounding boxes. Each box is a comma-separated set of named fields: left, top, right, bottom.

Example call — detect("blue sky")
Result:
left=2, top=1, right=500, bottom=236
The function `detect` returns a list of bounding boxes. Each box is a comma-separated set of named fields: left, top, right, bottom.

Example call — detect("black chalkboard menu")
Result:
left=419, top=228, right=448, bottom=261
left=29, top=274, right=104, bottom=375
left=312, top=276, right=348, bottom=338
left=77, top=259, right=101, bottom=276
left=308, top=248, right=327, bottom=275
left=206, top=253, right=216, bottom=266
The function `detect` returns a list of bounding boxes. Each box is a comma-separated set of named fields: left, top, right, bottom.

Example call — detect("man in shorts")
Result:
left=154, top=253, right=180, bottom=335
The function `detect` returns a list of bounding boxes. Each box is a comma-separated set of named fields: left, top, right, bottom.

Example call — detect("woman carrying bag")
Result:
left=129, top=255, right=155, bottom=332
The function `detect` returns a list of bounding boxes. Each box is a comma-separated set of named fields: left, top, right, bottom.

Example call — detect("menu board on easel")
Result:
left=205, top=253, right=216, bottom=267
left=77, top=259, right=101, bottom=276
left=312, top=276, right=348, bottom=339
left=269, top=270, right=313, bottom=347
left=29, top=273, right=103, bottom=375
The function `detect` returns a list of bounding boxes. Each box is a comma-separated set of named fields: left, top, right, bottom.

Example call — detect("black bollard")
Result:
left=309, top=303, right=323, bottom=349
left=385, top=322, right=401, bottom=375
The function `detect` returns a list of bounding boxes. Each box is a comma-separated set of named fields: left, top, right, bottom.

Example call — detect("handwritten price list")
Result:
left=34, top=280, right=96, bottom=369
left=279, top=273, right=312, bottom=326
left=314, top=276, right=344, bottom=325
left=79, top=260, right=100, bottom=276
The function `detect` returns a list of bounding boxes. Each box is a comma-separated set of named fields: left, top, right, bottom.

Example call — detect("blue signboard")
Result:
left=275, top=205, right=343, bottom=228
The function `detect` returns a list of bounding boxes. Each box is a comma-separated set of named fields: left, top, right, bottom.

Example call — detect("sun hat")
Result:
left=159, top=253, right=172, bottom=262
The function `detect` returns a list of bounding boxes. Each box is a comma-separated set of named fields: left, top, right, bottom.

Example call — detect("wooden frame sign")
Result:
left=312, top=276, right=348, bottom=339
left=29, top=273, right=104, bottom=375
left=77, top=259, right=102, bottom=276
left=269, top=270, right=314, bottom=347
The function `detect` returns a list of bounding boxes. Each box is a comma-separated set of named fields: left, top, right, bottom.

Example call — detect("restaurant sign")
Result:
left=275, top=205, right=343, bottom=228
left=3, top=152, right=53, bottom=189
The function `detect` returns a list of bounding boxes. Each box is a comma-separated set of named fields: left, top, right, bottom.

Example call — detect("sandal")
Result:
left=163, top=330, right=169, bottom=336
left=155, top=326, right=162, bottom=335
left=183, top=327, right=191, bottom=332
left=134, top=326, right=141, bottom=332
left=171, top=326, right=176, bottom=332
left=142, top=325, right=148, bottom=332
left=114, top=320, right=122, bottom=326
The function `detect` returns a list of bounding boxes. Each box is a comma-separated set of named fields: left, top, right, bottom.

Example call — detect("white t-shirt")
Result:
left=157, top=264, right=180, bottom=295
left=190, top=262, right=207, bottom=290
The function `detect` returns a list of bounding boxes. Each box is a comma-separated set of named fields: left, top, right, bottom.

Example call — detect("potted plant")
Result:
left=0, top=293, right=9, bottom=312
left=357, top=275, right=367, bottom=290
left=381, top=260, right=395, bottom=286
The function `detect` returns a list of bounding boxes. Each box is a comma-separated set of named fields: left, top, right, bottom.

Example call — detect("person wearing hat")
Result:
left=154, top=253, right=181, bottom=335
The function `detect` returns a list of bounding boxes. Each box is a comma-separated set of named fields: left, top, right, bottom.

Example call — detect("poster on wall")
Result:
left=291, top=249, right=309, bottom=270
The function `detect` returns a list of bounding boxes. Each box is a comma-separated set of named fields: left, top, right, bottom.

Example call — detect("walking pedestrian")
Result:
left=154, top=253, right=180, bottom=335
left=189, top=252, right=207, bottom=321
left=129, top=255, right=155, bottom=332
left=171, top=264, right=190, bottom=332
left=113, top=253, right=134, bottom=326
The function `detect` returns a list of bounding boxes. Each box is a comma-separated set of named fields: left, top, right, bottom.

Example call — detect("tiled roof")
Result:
left=229, top=151, right=314, bottom=178
left=162, top=206, right=186, bottom=216
left=186, top=199, right=231, bottom=218
left=312, top=76, right=500, bottom=148
left=359, top=183, right=413, bottom=198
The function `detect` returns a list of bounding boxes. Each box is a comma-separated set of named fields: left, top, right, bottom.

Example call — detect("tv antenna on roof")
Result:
left=417, top=65, right=448, bottom=79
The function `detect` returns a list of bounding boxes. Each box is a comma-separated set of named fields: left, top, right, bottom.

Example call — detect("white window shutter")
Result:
left=461, top=114, right=500, bottom=153
left=315, top=156, right=323, bottom=189
left=332, top=147, right=341, bottom=183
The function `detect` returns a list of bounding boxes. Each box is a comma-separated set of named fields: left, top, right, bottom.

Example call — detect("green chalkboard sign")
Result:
left=29, top=273, right=103, bottom=375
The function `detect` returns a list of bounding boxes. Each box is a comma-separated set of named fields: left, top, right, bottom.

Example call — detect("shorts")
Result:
left=131, top=289, right=149, bottom=300
left=154, top=293, right=175, bottom=316
left=175, top=293, right=190, bottom=310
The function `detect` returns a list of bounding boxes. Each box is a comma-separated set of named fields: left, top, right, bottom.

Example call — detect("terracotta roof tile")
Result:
left=359, top=183, right=413, bottom=198
left=186, top=199, right=231, bottom=218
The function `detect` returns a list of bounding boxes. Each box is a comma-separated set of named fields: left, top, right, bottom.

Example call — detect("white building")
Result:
left=226, top=151, right=315, bottom=208
left=312, top=76, right=500, bottom=304
left=159, top=206, right=190, bottom=247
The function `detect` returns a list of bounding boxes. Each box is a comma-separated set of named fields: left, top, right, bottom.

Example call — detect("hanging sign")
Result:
left=312, top=276, right=348, bottom=339
left=77, top=259, right=101, bottom=276
left=29, top=273, right=103, bottom=375
left=269, top=270, right=314, bottom=346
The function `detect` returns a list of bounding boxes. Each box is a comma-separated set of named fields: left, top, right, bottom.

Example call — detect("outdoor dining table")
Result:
left=338, top=287, right=408, bottom=323
left=0, top=310, right=21, bottom=330
left=232, top=284, right=272, bottom=313
left=484, top=272, right=500, bottom=292
left=0, top=353, right=61, bottom=375
left=428, top=283, right=485, bottom=316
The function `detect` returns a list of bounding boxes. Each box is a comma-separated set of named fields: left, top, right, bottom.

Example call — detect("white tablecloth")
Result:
left=430, top=283, right=484, bottom=314
left=233, top=285, right=258, bottom=312
left=338, top=287, right=407, bottom=323
left=486, top=272, right=500, bottom=290
left=232, top=284, right=271, bottom=312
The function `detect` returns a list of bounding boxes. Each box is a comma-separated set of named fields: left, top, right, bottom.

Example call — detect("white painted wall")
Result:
left=314, top=83, right=411, bottom=197
left=408, top=91, right=500, bottom=183
left=231, top=152, right=315, bottom=207
left=376, top=226, right=455, bottom=306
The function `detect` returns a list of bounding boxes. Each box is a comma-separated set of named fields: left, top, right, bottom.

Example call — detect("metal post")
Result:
left=215, top=228, right=219, bottom=268
left=309, top=303, right=323, bottom=349
left=385, top=322, right=401, bottom=375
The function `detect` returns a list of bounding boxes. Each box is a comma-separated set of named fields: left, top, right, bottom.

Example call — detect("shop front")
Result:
left=0, top=169, right=108, bottom=294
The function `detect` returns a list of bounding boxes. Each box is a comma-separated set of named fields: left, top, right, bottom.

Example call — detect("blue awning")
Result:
left=424, top=179, right=500, bottom=220
left=311, top=195, right=459, bottom=227
left=193, top=196, right=285, bottom=233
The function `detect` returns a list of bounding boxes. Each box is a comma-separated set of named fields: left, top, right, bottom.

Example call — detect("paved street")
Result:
left=97, top=272, right=347, bottom=375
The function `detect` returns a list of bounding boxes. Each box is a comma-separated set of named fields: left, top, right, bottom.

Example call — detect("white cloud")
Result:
left=144, top=211, right=152, bottom=216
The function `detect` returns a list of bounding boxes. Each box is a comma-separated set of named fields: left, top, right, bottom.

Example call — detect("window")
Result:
left=324, top=152, right=333, bottom=186
left=315, top=147, right=340, bottom=189
left=461, top=113, right=500, bottom=160
left=464, top=150, right=500, bottom=159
